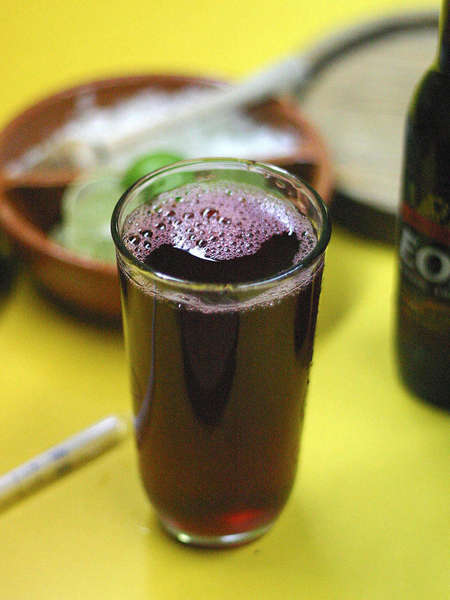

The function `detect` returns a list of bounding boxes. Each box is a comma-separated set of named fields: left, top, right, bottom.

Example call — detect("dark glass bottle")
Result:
left=0, top=228, right=16, bottom=301
left=395, top=0, right=450, bottom=409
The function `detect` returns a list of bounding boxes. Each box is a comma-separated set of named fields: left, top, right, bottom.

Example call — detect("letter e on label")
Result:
left=399, top=228, right=417, bottom=268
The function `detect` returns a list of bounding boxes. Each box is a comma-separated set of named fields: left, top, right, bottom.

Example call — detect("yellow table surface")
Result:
left=1, top=1, right=448, bottom=598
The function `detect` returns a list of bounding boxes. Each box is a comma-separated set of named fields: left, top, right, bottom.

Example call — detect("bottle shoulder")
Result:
left=405, top=68, right=450, bottom=148
left=409, top=68, right=450, bottom=116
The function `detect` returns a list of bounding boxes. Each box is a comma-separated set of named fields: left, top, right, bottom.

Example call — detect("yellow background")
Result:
left=0, top=1, right=448, bottom=599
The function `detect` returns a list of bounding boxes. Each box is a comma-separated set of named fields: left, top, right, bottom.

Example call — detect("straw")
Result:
left=0, top=415, right=130, bottom=509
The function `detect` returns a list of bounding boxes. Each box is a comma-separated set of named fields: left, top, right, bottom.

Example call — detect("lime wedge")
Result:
left=51, top=151, right=193, bottom=264
left=121, top=152, right=185, bottom=189
left=52, top=175, right=124, bottom=263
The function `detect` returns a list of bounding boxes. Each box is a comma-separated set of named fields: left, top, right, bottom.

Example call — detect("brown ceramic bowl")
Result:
left=0, top=74, right=333, bottom=320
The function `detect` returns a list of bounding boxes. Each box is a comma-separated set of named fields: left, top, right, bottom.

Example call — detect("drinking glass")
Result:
left=111, top=158, right=330, bottom=547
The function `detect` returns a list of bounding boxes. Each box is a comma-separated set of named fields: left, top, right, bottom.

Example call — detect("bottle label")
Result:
left=399, top=220, right=450, bottom=301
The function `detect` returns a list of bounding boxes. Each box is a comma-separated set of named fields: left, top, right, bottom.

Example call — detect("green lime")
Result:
left=63, top=176, right=123, bottom=227
left=51, top=152, right=195, bottom=264
left=51, top=175, right=123, bottom=264
left=121, top=152, right=185, bottom=189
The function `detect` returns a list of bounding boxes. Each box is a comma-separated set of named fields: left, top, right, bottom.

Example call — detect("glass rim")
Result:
left=111, top=158, right=331, bottom=293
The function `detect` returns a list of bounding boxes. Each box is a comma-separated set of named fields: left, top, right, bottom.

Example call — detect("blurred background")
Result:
left=0, top=2, right=448, bottom=599
left=1, top=0, right=440, bottom=240
left=0, top=0, right=437, bottom=122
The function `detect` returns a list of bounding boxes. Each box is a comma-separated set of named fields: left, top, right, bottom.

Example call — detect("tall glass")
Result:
left=111, top=158, right=330, bottom=547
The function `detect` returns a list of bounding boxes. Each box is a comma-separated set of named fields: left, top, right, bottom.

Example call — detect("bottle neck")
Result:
left=437, top=0, right=450, bottom=73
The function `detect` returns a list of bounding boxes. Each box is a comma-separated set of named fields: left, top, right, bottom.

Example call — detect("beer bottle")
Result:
left=0, top=228, right=16, bottom=301
left=396, top=0, right=450, bottom=409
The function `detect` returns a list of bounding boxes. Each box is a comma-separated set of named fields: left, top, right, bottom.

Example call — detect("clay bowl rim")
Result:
left=0, top=72, right=333, bottom=279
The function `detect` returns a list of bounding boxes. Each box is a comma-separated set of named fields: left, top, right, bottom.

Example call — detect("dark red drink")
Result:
left=112, top=161, right=329, bottom=546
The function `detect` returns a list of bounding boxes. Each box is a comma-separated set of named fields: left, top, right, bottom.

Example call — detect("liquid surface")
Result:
left=122, top=181, right=316, bottom=283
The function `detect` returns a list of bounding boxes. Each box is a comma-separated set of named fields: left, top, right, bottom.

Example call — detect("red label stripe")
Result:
left=401, top=204, right=449, bottom=246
